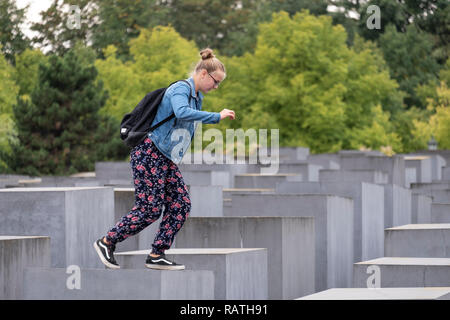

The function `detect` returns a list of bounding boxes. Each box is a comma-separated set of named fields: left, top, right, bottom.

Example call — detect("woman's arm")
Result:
left=170, top=85, right=221, bottom=124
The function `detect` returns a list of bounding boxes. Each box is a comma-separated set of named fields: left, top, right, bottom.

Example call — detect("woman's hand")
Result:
left=220, top=109, right=235, bottom=120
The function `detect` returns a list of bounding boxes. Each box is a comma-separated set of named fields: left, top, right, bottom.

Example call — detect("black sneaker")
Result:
left=145, top=254, right=185, bottom=270
left=93, top=238, right=120, bottom=269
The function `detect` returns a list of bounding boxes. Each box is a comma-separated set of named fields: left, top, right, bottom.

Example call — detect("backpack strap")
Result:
left=149, top=80, right=192, bottom=131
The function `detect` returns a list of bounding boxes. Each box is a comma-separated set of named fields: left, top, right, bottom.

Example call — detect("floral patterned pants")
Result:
left=105, top=137, right=191, bottom=255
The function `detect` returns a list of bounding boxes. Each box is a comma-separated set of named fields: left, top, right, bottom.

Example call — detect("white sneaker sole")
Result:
left=145, top=263, right=185, bottom=271
left=93, top=241, right=120, bottom=269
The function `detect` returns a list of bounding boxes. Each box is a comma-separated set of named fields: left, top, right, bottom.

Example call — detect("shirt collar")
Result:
left=187, top=77, right=203, bottom=101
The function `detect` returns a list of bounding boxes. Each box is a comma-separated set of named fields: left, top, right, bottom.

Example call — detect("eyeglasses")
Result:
left=208, top=72, right=221, bottom=87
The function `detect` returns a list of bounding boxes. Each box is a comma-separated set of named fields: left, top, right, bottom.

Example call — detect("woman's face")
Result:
left=198, top=69, right=225, bottom=94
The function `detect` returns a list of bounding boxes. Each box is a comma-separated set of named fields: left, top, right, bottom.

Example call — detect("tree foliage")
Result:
left=1, top=48, right=123, bottom=175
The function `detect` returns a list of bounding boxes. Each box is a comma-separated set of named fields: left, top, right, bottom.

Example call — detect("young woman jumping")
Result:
left=94, top=48, right=235, bottom=270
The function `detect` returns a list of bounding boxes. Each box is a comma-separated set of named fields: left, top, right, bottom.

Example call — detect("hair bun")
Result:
left=200, top=48, right=215, bottom=60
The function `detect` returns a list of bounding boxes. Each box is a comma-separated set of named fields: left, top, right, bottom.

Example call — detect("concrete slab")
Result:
left=306, top=154, right=340, bottom=170
left=385, top=224, right=450, bottom=258
left=413, top=189, right=450, bottom=204
left=407, top=154, right=446, bottom=181
left=404, top=150, right=450, bottom=168
left=275, top=161, right=322, bottom=181
left=383, top=184, right=412, bottom=228
left=443, top=167, right=450, bottom=180
left=412, top=182, right=450, bottom=192
left=340, top=154, right=405, bottom=187
left=279, top=147, right=310, bottom=161
left=353, top=257, right=450, bottom=287
left=0, top=187, right=115, bottom=268
left=181, top=171, right=231, bottom=188
left=223, top=193, right=353, bottom=292
left=95, top=161, right=132, bottom=181
left=0, top=236, right=51, bottom=299
left=432, top=203, right=450, bottom=223
left=175, top=216, right=315, bottom=299
left=115, top=248, right=268, bottom=300
left=297, top=287, right=450, bottom=300
left=23, top=267, right=214, bottom=300
left=411, top=194, right=432, bottom=224
left=319, top=169, right=388, bottom=184
left=404, top=156, right=432, bottom=184
left=234, top=173, right=302, bottom=189
left=275, top=181, right=383, bottom=263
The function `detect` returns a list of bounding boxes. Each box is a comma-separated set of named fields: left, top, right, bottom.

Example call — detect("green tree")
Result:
left=3, top=48, right=118, bottom=175
left=0, top=0, right=31, bottom=65
left=30, top=0, right=100, bottom=56
left=379, top=24, right=441, bottom=109
left=96, top=26, right=198, bottom=122
left=13, top=48, right=48, bottom=97
left=206, top=11, right=403, bottom=153
left=0, top=44, right=20, bottom=171
left=90, top=0, right=169, bottom=62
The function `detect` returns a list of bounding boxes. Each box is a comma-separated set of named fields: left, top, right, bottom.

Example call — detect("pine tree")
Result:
left=4, top=48, right=123, bottom=175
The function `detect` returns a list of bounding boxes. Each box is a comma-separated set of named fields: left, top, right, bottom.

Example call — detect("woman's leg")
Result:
left=151, top=162, right=191, bottom=256
left=104, top=138, right=167, bottom=245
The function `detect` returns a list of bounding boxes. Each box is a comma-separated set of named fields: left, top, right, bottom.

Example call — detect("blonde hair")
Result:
left=192, top=48, right=226, bottom=77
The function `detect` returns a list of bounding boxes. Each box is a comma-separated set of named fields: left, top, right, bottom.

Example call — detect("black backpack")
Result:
left=120, top=80, right=192, bottom=148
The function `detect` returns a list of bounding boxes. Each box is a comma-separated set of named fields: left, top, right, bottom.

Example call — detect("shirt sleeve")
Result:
left=170, top=84, right=221, bottom=124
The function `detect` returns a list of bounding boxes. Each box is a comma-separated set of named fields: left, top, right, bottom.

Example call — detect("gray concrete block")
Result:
left=275, top=161, right=322, bottom=181
left=275, top=182, right=383, bottom=263
left=407, top=154, right=446, bottom=181
left=319, top=169, right=388, bottom=184
left=179, top=163, right=262, bottom=188
left=385, top=224, right=450, bottom=258
left=279, top=147, right=310, bottom=161
left=297, top=287, right=450, bottom=300
left=340, top=154, right=405, bottom=187
left=411, top=194, right=432, bottom=224
left=23, top=267, right=214, bottom=300
left=307, top=154, right=341, bottom=170
left=432, top=203, right=450, bottom=223
left=224, top=193, right=353, bottom=292
left=411, top=150, right=450, bottom=169
left=181, top=171, right=231, bottom=188
left=353, top=257, right=450, bottom=287
left=413, top=189, right=450, bottom=204
left=22, top=175, right=102, bottom=188
left=411, top=181, right=450, bottom=192
left=223, top=188, right=275, bottom=200
left=405, top=156, right=432, bottom=184
left=234, top=173, right=302, bottom=189
left=443, top=167, right=450, bottom=180
left=189, top=185, right=223, bottom=217
left=383, top=185, right=412, bottom=228
left=410, top=154, right=446, bottom=181
left=174, top=217, right=315, bottom=299
left=95, top=161, right=132, bottom=181
left=338, top=150, right=384, bottom=156
left=405, top=167, right=417, bottom=188
left=116, top=248, right=268, bottom=300
left=113, top=188, right=139, bottom=252
left=0, top=236, right=51, bottom=299
left=0, top=187, right=115, bottom=268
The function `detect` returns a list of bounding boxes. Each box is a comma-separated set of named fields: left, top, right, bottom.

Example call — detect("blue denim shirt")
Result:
left=148, top=77, right=221, bottom=163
